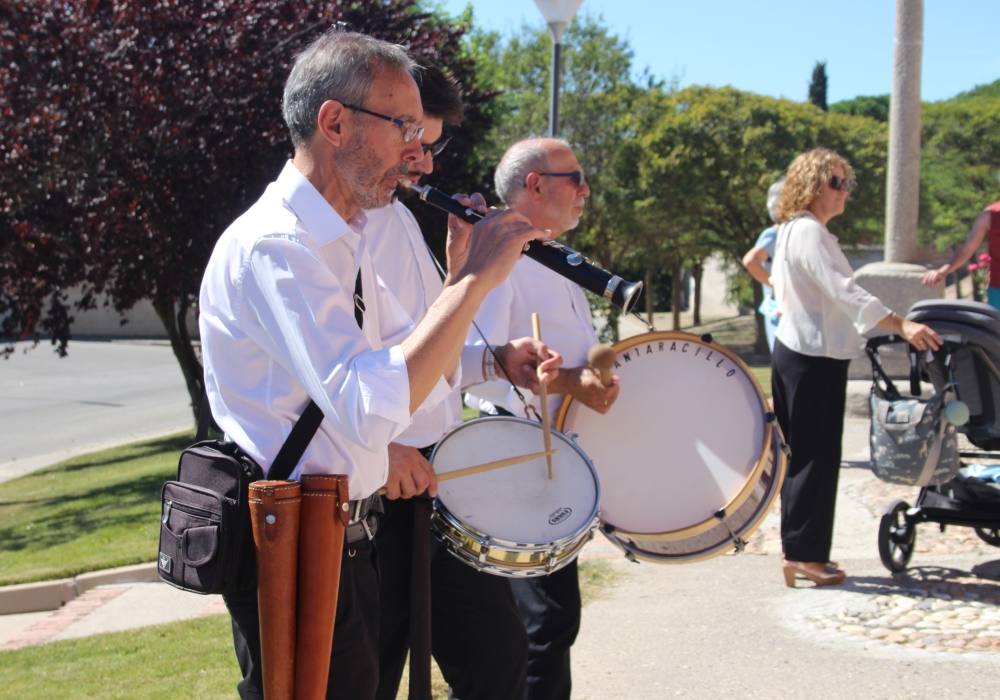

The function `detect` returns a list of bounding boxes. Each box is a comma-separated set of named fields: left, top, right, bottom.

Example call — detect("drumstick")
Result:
left=587, top=344, right=615, bottom=386
left=375, top=449, right=557, bottom=495
left=531, top=312, right=554, bottom=480
left=438, top=449, right=556, bottom=482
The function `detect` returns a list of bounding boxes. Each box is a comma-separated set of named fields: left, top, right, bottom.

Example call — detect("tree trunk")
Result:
left=752, top=282, right=767, bottom=355
left=671, top=262, right=683, bottom=331
left=645, top=266, right=655, bottom=328
left=692, top=261, right=703, bottom=326
left=153, top=297, right=203, bottom=427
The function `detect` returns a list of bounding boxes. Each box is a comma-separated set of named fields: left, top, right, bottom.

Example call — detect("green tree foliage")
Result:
left=919, top=88, right=1000, bottom=252
left=636, top=86, right=887, bottom=340
left=808, top=61, right=828, bottom=111
left=460, top=13, right=660, bottom=334
left=830, top=94, right=890, bottom=122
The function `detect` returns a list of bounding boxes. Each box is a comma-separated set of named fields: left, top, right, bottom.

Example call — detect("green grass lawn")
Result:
left=0, top=558, right=619, bottom=699
left=0, top=432, right=191, bottom=586
left=0, top=614, right=239, bottom=699
left=0, top=414, right=626, bottom=697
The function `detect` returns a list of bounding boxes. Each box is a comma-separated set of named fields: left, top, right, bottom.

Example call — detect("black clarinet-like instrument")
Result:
left=403, top=182, right=643, bottom=314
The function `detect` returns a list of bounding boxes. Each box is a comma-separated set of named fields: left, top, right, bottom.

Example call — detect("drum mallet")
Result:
left=587, top=344, right=616, bottom=387
left=531, top=312, right=555, bottom=480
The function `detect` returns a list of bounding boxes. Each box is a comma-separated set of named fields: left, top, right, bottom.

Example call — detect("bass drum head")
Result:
left=556, top=331, right=785, bottom=562
left=432, top=416, right=599, bottom=546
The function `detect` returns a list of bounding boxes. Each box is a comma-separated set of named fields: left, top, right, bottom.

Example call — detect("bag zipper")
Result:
left=162, top=499, right=221, bottom=524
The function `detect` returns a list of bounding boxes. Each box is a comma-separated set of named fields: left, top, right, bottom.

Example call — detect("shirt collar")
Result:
left=275, top=160, right=363, bottom=247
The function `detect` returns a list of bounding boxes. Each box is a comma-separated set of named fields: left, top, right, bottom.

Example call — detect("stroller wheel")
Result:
left=878, top=500, right=916, bottom=573
left=974, top=527, right=1000, bottom=547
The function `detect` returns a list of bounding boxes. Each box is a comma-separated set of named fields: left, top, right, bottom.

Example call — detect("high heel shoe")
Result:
left=782, top=560, right=846, bottom=588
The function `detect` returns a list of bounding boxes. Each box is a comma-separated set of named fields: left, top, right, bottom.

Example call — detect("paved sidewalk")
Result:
left=2, top=412, right=999, bottom=697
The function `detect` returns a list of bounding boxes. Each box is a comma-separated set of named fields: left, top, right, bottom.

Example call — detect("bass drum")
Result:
left=555, top=331, right=787, bottom=563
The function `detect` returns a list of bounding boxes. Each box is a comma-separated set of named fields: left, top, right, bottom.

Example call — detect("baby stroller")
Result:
left=867, top=300, right=1000, bottom=573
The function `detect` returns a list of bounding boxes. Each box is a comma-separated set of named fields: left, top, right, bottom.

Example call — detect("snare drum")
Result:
left=431, top=416, right=600, bottom=578
left=555, top=331, right=787, bottom=563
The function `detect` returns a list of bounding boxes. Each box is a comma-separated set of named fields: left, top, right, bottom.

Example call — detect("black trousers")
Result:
left=771, top=339, right=850, bottom=563
left=375, top=497, right=527, bottom=700
left=222, top=538, right=380, bottom=700
left=483, top=405, right=579, bottom=700
left=509, top=562, right=580, bottom=700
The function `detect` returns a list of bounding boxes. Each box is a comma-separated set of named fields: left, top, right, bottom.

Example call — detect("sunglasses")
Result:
left=829, top=175, right=856, bottom=193
left=537, top=170, right=587, bottom=187
left=421, top=136, right=451, bottom=158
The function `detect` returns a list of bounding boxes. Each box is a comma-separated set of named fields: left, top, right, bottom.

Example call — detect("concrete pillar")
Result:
left=884, top=0, right=923, bottom=263
left=850, top=0, right=935, bottom=379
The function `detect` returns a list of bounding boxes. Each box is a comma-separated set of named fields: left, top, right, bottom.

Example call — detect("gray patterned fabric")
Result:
left=869, top=388, right=961, bottom=486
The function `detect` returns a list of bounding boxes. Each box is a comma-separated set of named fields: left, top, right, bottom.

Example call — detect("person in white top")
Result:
left=198, top=32, right=558, bottom=699
left=769, top=147, right=941, bottom=589
left=465, top=137, right=621, bottom=700
left=366, top=66, right=536, bottom=700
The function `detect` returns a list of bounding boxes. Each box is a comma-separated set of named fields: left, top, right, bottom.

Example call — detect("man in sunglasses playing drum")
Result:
left=466, top=137, right=622, bottom=700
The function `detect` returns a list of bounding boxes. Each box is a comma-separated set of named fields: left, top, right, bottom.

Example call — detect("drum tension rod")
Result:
left=714, top=509, right=748, bottom=553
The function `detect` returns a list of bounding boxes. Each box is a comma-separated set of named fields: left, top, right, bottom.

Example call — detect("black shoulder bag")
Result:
left=157, top=270, right=364, bottom=595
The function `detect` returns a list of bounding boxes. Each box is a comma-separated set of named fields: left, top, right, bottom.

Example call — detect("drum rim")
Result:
left=603, top=427, right=788, bottom=563
left=604, top=423, right=786, bottom=555
left=555, top=330, right=773, bottom=538
left=430, top=415, right=602, bottom=552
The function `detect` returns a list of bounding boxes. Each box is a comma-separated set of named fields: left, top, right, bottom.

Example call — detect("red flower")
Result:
left=968, top=263, right=979, bottom=272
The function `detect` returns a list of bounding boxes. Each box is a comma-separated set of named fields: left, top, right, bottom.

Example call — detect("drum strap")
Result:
left=408, top=493, right=434, bottom=700
left=403, top=444, right=437, bottom=700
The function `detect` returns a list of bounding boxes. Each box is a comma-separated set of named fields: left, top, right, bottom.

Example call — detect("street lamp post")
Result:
left=534, top=0, right=583, bottom=137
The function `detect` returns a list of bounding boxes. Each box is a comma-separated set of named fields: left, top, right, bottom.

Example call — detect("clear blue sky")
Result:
left=437, top=0, right=1000, bottom=103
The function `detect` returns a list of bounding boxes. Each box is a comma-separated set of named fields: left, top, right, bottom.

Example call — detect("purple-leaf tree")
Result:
left=1, top=0, right=491, bottom=422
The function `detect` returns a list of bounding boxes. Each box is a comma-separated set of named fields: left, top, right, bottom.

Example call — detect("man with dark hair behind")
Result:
left=200, top=31, right=558, bottom=698
left=366, top=64, right=531, bottom=700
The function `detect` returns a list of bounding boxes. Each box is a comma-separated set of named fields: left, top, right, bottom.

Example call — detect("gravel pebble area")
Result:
left=741, top=453, right=1000, bottom=656
left=804, top=568, right=1000, bottom=654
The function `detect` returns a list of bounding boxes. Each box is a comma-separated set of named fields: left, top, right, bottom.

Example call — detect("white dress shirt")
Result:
left=772, top=213, right=891, bottom=360
left=199, top=161, right=457, bottom=499
left=465, top=255, right=599, bottom=417
left=364, top=200, right=479, bottom=448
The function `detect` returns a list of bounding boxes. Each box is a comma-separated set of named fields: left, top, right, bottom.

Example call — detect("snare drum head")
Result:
left=558, top=332, right=768, bottom=535
left=432, top=417, right=599, bottom=544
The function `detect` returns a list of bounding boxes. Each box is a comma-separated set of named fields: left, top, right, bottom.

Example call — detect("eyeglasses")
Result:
left=421, top=136, right=451, bottom=158
left=342, top=103, right=424, bottom=144
left=829, top=175, right=856, bottom=193
left=537, top=171, right=587, bottom=188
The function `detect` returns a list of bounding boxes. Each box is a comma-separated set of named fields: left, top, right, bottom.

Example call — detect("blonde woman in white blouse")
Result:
left=770, top=148, right=941, bottom=587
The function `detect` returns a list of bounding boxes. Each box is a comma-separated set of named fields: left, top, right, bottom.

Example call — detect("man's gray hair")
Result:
left=766, top=178, right=785, bottom=223
left=494, top=137, right=571, bottom=206
left=282, top=30, right=416, bottom=147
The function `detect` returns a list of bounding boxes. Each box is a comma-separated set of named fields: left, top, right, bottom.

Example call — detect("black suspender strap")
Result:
left=266, top=268, right=366, bottom=482
left=354, top=267, right=366, bottom=329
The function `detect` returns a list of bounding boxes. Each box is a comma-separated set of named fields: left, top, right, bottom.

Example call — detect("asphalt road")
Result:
left=0, top=340, right=193, bottom=482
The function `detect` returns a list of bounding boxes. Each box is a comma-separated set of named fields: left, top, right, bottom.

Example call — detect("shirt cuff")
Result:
left=356, top=344, right=411, bottom=428
left=460, top=343, right=487, bottom=388
left=853, top=298, right=893, bottom=335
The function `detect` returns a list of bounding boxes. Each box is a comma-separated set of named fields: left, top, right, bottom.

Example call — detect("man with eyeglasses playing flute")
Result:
left=200, top=31, right=561, bottom=699
left=465, top=137, right=622, bottom=700
left=366, top=66, right=555, bottom=700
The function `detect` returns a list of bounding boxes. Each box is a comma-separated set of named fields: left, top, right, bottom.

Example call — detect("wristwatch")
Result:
left=483, top=346, right=498, bottom=382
